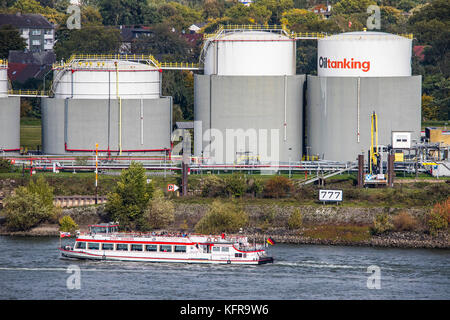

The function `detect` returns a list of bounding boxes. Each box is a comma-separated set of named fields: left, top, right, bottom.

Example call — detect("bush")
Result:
left=370, top=212, right=393, bottom=235
left=145, top=189, right=175, bottom=230
left=200, top=175, right=225, bottom=197
left=246, top=178, right=264, bottom=197
left=263, top=176, right=293, bottom=198
left=3, top=176, right=57, bottom=231
left=0, top=159, right=13, bottom=173
left=426, top=198, right=449, bottom=236
left=195, top=200, right=248, bottom=234
left=27, top=175, right=54, bottom=208
left=287, top=208, right=303, bottom=230
left=392, top=211, right=418, bottom=231
left=59, top=216, right=79, bottom=233
left=106, top=162, right=155, bottom=231
left=4, top=187, right=54, bottom=231
left=223, top=173, right=247, bottom=197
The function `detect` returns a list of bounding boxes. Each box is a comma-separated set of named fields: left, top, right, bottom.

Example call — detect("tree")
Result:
left=98, top=0, right=161, bottom=26
left=10, top=0, right=66, bottom=24
left=258, top=0, right=294, bottom=24
left=332, top=0, right=376, bottom=15
left=0, top=24, right=26, bottom=59
left=202, top=0, right=225, bottom=20
left=162, top=70, right=195, bottom=120
left=53, top=26, right=122, bottom=60
left=59, top=215, right=79, bottom=233
left=3, top=176, right=57, bottom=231
left=130, top=23, right=195, bottom=61
left=106, top=162, right=155, bottom=231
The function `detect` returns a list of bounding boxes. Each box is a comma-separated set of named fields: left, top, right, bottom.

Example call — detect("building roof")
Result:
left=120, top=26, right=154, bottom=42
left=8, top=50, right=56, bottom=65
left=0, top=13, right=53, bottom=29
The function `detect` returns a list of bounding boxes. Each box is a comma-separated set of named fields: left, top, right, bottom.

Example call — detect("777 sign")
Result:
left=319, top=190, right=343, bottom=202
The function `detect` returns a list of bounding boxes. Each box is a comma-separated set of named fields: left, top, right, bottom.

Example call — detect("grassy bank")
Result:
left=0, top=171, right=448, bottom=209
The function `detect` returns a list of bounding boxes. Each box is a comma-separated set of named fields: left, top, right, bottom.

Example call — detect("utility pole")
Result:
left=357, top=154, right=364, bottom=188
left=95, top=143, right=98, bottom=204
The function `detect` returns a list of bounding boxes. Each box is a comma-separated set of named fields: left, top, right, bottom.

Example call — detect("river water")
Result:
left=0, top=236, right=448, bottom=300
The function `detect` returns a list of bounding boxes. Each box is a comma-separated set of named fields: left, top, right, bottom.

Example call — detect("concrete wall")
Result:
left=306, top=75, right=421, bottom=162
left=0, top=97, right=20, bottom=152
left=194, top=75, right=305, bottom=164
left=42, top=97, right=171, bottom=155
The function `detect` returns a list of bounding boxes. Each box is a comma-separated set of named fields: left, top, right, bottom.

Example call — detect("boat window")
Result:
left=102, top=243, right=113, bottom=250
left=174, top=245, right=186, bottom=253
left=131, top=244, right=143, bottom=251
left=116, top=243, right=128, bottom=251
left=221, top=247, right=229, bottom=252
left=145, top=244, right=158, bottom=252
left=160, top=245, right=172, bottom=253
left=235, top=253, right=243, bottom=258
left=88, top=243, right=100, bottom=250
left=212, top=246, right=220, bottom=252
left=75, top=242, right=86, bottom=249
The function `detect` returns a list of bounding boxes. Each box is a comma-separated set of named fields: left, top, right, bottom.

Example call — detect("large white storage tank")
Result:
left=42, top=56, right=171, bottom=155
left=306, top=31, right=420, bottom=162
left=52, top=59, right=161, bottom=99
left=317, top=31, right=412, bottom=77
left=0, top=60, right=20, bottom=153
left=195, top=28, right=304, bottom=165
left=204, top=31, right=296, bottom=76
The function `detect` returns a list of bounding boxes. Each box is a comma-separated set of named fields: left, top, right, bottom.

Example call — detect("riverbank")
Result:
left=0, top=203, right=448, bottom=249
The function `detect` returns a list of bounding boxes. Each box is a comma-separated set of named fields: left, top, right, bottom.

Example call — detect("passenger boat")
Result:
left=59, top=223, right=274, bottom=265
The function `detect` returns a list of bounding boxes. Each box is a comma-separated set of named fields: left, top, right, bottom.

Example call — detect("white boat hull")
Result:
left=59, top=248, right=273, bottom=265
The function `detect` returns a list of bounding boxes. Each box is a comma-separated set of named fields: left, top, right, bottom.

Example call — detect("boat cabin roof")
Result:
left=88, top=223, right=119, bottom=234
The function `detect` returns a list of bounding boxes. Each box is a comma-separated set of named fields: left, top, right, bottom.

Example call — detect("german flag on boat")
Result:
left=267, top=237, right=275, bottom=245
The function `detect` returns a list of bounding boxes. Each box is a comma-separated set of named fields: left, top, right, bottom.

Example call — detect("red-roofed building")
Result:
left=413, top=45, right=428, bottom=61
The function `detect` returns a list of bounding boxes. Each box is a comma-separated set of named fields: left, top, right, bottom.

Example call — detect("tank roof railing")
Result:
left=203, top=24, right=413, bottom=41
left=52, top=54, right=202, bottom=71
left=321, top=33, right=414, bottom=40
left=203, top=24, right=291, bottom=40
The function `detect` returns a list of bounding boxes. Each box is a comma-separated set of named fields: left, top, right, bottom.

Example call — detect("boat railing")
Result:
left=78, top=232, right=190, bottom=239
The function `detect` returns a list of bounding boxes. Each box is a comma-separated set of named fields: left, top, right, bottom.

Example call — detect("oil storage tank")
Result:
left=0, top=60, right=20, bottom=153
left=195, top=28, right=305, bottom=165
left=306, top=31, right=421, bottom=162
left=42, top=55, right=171, bottom=155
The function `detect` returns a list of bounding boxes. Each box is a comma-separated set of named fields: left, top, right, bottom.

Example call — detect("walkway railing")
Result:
left=8, top=89, right=49, bottom=97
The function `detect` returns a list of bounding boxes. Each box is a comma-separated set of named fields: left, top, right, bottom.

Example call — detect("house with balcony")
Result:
left=0, top=13, right=55, bottom=52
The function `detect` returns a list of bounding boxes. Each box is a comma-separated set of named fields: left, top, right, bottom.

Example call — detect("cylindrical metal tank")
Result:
left=0, top=97, right=20, bottom=152
left=0, top=60, right=8, bottom=98
left=305, top=75, right=421, bottom=162
left=0, top=61, right=20, bottom=153
left=194, top=75, right=305, bottom=164
left=203, top=31, right=296, bottom=76
left=52, top=60, right=161, bottom=99
left=317, top=31, right=412, bottom=77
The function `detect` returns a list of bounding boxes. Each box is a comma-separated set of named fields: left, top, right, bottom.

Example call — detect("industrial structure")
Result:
left=194, top=26, right=306, bottom=165
left=0, top=60, right=20, bottom=154
left=41, top=54, right=172, bottom=156
left=306, top=31, right=421, bottom=162
left=3, top=25, right=444, bottom=178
